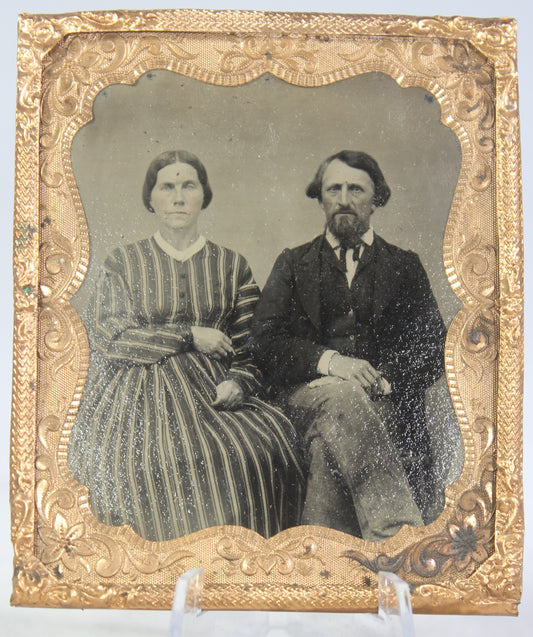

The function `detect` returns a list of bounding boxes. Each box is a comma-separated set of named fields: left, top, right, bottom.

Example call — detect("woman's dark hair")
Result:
left=142, top=150, right=213, bottom=212
left=306, top=150, right=391, bottom=207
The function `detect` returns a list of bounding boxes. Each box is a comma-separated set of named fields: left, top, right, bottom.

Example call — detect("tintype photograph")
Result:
left=11, top=9, right=522, bottom=614
left=68, top=71, right=462, bottom=543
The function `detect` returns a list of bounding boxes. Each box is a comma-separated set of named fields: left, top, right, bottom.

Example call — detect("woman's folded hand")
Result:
left=212, top=380, right=244, bottom=410
left=191, top=326, right=234, bottom=360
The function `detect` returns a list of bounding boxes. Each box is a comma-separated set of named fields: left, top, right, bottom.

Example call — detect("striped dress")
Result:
left=68, top=234, right=304, bottom=541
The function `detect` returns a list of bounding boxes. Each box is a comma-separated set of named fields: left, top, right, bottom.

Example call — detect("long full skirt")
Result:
left=68, top=350, right=304, bottom=541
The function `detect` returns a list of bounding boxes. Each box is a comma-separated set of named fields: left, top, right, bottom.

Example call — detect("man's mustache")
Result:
left=333, top=208, right=357, bottom=217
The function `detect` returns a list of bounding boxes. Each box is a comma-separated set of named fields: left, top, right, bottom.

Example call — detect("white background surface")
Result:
left=1, top=1, right=531, bottom=635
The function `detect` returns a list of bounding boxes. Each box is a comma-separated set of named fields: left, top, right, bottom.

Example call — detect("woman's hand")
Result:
left=212, top=380, right=244, bottom=410
left=191, top=326, right=234, bottom=360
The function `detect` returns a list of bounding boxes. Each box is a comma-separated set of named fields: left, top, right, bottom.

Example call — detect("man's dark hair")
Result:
left=142, top=150, right=213, bottom=212
left=306, top=150, right=391, bottom=207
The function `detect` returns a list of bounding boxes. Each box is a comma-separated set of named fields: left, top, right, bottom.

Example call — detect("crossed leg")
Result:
left=287, top=379, right=424, bottom=542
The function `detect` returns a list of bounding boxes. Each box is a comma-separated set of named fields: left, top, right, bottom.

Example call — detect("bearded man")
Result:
left=250, top=150, right=447, bottom=541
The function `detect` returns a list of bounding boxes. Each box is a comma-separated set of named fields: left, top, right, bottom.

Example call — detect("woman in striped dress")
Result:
left=68, top=150, right=304, bottom=541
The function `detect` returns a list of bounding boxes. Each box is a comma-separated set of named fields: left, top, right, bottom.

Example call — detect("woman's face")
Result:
left=150, top=161, right=204, bottom=233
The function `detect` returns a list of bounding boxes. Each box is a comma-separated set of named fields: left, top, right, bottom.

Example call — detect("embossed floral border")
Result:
left=11, top=10, right=523, bottom=614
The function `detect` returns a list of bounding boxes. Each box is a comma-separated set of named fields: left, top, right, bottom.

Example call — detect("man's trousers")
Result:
left=286, top=378, right=424, bottom=542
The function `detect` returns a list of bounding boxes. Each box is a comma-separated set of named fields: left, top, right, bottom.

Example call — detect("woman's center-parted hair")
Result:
left=306, top=150, right=391, bottom=208
left=142, top=150, right=213, bottom=212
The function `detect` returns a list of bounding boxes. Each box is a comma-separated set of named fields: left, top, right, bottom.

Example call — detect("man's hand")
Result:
left=328, top=353, right=390, bottom=395
left=191, top=326, right=234, bottom=360
left=212, top=380, right=244, bottom=410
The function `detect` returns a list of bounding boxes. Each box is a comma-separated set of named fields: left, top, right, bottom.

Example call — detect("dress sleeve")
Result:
left=226, top=257, right=263, bottom=395
left=89, top=251, right=193, bottom=365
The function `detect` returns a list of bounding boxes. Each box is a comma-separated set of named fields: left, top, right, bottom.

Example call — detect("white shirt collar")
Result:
left=325, top=227, right=374, bottom=250
left=154, top=231, right=206, bottom=262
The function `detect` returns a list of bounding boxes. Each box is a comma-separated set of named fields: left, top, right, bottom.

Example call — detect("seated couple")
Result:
left=68, top=149, right=446, bottom=543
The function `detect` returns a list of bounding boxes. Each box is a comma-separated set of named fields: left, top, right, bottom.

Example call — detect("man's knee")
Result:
left=287, top=380, right=386, bottom=444
left=310, top=380, right=372, bottom=416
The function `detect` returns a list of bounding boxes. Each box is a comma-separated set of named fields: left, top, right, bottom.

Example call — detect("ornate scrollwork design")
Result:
left=343, top=486, right=494, bottom=578
left=219, top=35, right=319, bottom=75
left=452, top=233, right=498, bottom=383
left=34, top=479, right=194, bottom=581
left=38, top=513, right=94, bottom=577
left=215, top=535, right=323, bottom=576
left=456, top=233, right=497, bottom=302
left=43, top=37, right=101, bottom=113
left=93, top=534, right=193, bottom=578
left=37, top=305, right=78, bottom=381
left=11, top=10, right=522, bottom=613
left=458, top=309, right=497, bottom=383
left=438, top=43, right=494, bottom=140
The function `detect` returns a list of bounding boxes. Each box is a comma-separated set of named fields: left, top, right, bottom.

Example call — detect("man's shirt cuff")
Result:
left=317, top=350, right=338, bottom=376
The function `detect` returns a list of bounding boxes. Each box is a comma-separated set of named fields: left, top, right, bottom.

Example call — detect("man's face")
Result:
left=320, top=160, right=376, bottom=243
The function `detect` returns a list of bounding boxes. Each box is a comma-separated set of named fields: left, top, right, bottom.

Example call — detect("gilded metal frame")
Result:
left=11, top=9, right=523, bottom=613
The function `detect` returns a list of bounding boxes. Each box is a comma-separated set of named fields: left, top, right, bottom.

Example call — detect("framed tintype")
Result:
left=11, top=9, right=523, bottom=613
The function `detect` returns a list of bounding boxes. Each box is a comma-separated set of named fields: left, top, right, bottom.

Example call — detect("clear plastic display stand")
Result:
left=168, top=568, right=415, bottom=637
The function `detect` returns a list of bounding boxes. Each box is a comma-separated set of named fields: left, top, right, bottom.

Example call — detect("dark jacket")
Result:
left=250, top=233, right=447, bottom=512
left=251, top=233, right=446, bottom=393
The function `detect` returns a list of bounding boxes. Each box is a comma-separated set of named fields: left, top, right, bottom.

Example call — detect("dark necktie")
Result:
left=338, top=242, right=361, bottom=272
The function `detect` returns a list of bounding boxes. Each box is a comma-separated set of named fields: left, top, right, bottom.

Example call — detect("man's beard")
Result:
left=327, top=211, right=364, bottom=249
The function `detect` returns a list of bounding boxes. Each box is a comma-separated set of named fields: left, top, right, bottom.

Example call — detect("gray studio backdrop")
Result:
left=71, top=69, right=463, bottom=487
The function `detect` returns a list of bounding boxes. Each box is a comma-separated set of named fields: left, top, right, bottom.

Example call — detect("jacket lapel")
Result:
left=371, top=236, right=404, bottom=321
left=353, top=239, right=374, bottom=276
left=292, top=233, right=404, bottom=330
left=294, top=235, right=323, bottom=332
